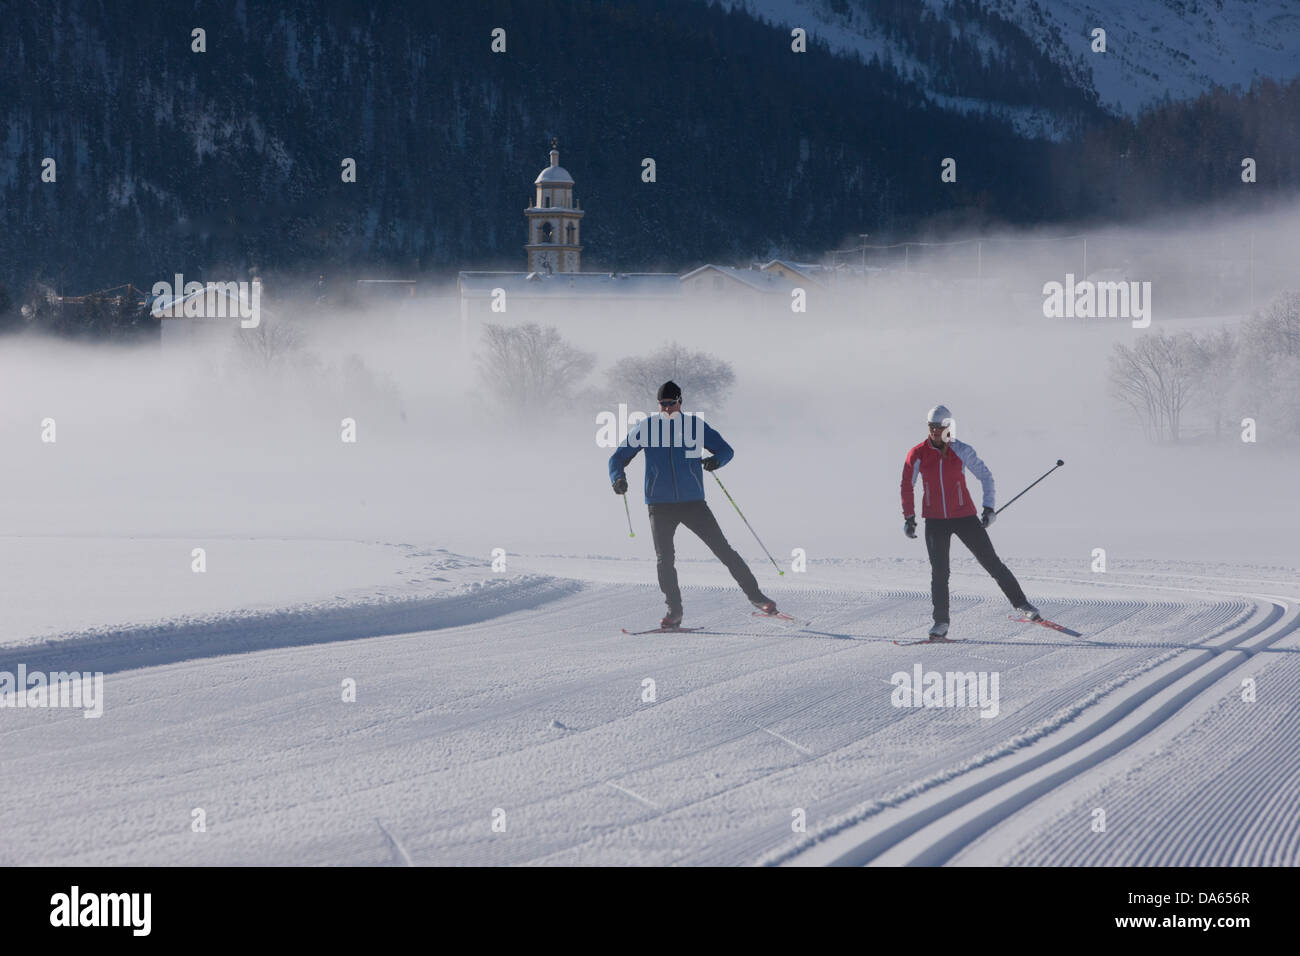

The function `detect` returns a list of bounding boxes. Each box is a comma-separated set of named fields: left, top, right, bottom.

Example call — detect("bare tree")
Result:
left=1248, top=290, right=1300, bottom=357
left=1108, top=331, right=1200, bottom=441
left=606, top=341, right=736, bottom=409
left=477, top=323, right=595, bottom=417
left=1189, top=326, right=1237, bottom=439
left=1237, top=290, right=1300, bottom=436
left=235, top=318, right=305, bottom=371
left=1110, top=341, right=1160, bottom=441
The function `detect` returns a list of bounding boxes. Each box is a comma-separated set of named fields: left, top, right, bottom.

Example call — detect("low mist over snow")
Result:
left=5, top=204, right=1297, bottom=572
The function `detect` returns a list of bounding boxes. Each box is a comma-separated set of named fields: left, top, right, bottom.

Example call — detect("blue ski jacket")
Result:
left=608, top=412, right=734, bottom=504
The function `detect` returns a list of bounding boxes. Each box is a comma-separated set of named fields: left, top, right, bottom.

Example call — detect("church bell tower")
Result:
left=525, top=138, right=584, bottom=274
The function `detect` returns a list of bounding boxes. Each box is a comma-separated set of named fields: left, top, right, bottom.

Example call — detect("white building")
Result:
left=151, top=280, right=268, bottom=348
left=679, top=263, right=806, bottom=313
left=458, top=270, right=681, bottom=322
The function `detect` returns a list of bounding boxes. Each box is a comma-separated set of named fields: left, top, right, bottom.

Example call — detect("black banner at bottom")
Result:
left=1, top=865, right=1279, bottom=943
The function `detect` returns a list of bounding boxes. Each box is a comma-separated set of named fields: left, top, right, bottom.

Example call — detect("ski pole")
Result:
left=623, top=494, right=635, bottom=537
left=995, top=459, right=1064, bottom=516
left=711, top=473, right=783, bottom=576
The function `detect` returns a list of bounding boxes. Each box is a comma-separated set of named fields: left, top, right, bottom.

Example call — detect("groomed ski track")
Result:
left=3, top=559, right=1297, bottom=866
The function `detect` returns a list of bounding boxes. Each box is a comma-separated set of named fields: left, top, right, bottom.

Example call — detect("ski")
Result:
left=893, top=636, right=957, bottom=646
left=622, top=625, right=703, bottom=636
left=752, top=611, right=810, bottom=626
left=1010, top=615, right=1082, bottom=637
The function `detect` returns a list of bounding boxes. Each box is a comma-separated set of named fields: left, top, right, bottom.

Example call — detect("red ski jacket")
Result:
left=901, top=438, right=996, bottom=520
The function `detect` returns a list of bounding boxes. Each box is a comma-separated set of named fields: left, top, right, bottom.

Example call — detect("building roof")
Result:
left=535, top=165, right=574, bottom=184
left=680, top=264, right=801, bottom=294
left=458, top=271, right=682, bottom=299
left=149, top=281, right=269, bottom=319
left=536, top=143, right=575, bottom=185
left=759, top=258, right=826, bottom=284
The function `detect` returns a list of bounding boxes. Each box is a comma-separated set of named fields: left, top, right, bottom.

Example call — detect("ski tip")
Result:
left=1009, top=615, right=1083, bottom=637
left=752, top=610, right=808, bottom=625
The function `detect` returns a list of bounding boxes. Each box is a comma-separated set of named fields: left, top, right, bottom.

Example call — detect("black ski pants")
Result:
left=648, top=500, right=767, bottom=613
left=924, top=515, right=1027, bottom=624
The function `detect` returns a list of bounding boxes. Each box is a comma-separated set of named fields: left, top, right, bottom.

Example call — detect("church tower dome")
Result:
left=525, top=138, right=584, bottom=274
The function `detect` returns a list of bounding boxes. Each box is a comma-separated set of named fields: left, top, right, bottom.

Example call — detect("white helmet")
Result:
left=927, top=404, right=952, bottom=425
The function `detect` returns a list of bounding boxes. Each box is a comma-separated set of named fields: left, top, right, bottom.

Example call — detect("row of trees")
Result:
left=0, top=282, right=14, bottom=332
left=488, top=299, right=1300, bottom=441
left=477, top=324, right=735, bottom=419
left=1, top=0, right=1044, bottom=294
left=1108, top=291, right=1300, bottom=441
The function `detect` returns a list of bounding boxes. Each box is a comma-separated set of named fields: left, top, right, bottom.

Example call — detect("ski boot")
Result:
left=1016, top=602, right=1042, bottom=622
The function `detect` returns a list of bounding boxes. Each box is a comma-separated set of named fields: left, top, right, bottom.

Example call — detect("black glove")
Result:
left=981, top=506, right=996, bottom=528
left=701, top=456, right=720, bottom=472
left=612, top=477, right=628, bottom=495
left=904, top=516, right=917, bottom=539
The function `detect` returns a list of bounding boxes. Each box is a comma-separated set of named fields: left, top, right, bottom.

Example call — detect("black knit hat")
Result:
left=657, top=380, right=682, bottom=401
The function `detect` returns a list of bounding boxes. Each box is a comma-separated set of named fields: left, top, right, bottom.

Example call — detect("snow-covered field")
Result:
left=2, top=538, right=1296, bottom=866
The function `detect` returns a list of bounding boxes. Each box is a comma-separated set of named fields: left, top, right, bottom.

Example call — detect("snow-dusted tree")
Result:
left=1236, top=290, right=1300, bottom=436
left=606, top=341, right=736, bottom=409
left=1248, top=290, right=1300, bottom=355
left=477, top=323, right=595, bottom=418
left=1108, top=331, right=1200, bottom=442
left=1189, top=326, right=1238, bottom=439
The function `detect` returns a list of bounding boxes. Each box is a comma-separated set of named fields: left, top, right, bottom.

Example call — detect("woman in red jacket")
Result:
left=901, top=405, right=1039, bottom=639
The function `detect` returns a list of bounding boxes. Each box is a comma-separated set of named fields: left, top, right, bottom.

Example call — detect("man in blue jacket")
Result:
left=609, top=381, right=776, bottom=628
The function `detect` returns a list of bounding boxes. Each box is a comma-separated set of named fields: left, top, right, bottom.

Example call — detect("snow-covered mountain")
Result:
left=718, top=0, right=1300, bottom=126
left=986, top=0, right=1300, bottom=114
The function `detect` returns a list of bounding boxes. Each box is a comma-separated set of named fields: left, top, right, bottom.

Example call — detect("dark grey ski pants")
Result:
left=648, top=500, right=767, bottom=613
left=924, top=515, right=1027, bottom=624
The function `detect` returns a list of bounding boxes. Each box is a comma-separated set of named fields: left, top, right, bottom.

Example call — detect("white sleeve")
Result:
left=953, top=440, right=995, bottom=510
